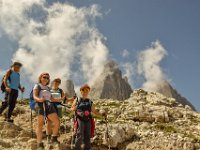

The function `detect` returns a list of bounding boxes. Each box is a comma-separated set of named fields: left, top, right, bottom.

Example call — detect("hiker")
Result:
left=48, top=78, right=65, bottom=140
left=50, top=78, right=65, bottom=117
left=0, top=62, right=25, bottom=122
left=33, top=73, right=61, bottom=149
left=71, top=84, right=107, bottom=150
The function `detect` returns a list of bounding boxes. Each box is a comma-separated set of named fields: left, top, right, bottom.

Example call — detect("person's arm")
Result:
left=18, top=83, right=25, bottom=92
left=91, top=104, right=106, bottom=117
left=51, top=97, right=62, bottom=103
left=33, top=89, right=45, bottom=102
left=61, top=91, right=66, bottom=100
left=67, top=96, right=76, bottom=103
left=3, top=69, right=12, bottom=92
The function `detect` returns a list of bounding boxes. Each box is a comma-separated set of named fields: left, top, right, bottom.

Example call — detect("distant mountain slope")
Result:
left=153, top=80, right=196, bottom=111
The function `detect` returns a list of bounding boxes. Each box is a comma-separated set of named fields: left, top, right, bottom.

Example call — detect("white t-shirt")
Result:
left=33, top=84, right=51, bottom=101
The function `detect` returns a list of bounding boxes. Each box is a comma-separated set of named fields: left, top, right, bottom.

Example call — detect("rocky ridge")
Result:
left=153, top=80, right=196, bottom=110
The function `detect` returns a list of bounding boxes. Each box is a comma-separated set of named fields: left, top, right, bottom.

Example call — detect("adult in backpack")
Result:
left=33, top=73, right=62, bottom=149
left=71, top=84, right=106, bottom=150
left=0, top=62, right=25, bottom=123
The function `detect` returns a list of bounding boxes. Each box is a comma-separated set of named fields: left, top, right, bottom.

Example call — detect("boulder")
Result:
left=103, top=124, right=136, bottom=148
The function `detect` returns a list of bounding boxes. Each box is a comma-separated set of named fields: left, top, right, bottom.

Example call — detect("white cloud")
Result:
left=137, top=40, right=168, bottom=90
left=122, top=62, right=135, bottom=86
left=122, top=49, right=130, bottom=58
left=0, top=0, right=109, bottom=88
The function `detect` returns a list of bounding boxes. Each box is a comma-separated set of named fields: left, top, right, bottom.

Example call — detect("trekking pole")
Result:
left=105, top=116, right=111, bottom=150
left=64, top=107, right=67, bottom=134
left=43, top=102, right=48, bottom=134
left=71, top=115, right=75, bottom=150
left=60, top=103, right=71, bottom=110
left=20, top=86, right=25, bottom=102
left=65, top=116, right=67, bottom=134
left=19, top=91, right=24, bottom=118
left=31, top=109, right=34, bottom=138
left=43, top=101, right=50, bottom=148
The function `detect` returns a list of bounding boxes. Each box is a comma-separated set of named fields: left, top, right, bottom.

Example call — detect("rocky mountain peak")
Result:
left=90, top=60, right=133, bottom=100
left=65, top=80, right=76, bottom=98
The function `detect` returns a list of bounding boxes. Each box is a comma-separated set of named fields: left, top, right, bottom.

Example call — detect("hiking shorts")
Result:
left=35, top=101, right=57, bottom=116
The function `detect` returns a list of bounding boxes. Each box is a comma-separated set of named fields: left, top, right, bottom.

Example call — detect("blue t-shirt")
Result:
left=9, top=71, right=20, bottom=90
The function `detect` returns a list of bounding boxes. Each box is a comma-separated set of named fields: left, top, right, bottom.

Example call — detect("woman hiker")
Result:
left=71, top=84, right=107, bottom=150
left=48, top=78, right=65, bottom=141
left=0, top=62, right=25, bottom=123
left=33, top=73, right=62, bottom=149
left=50, top=78, right=65, bottom=117
left=50, top=78, right=75, bottom=116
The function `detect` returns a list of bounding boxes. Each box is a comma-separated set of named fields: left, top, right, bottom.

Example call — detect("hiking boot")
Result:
left=37, top=142, right=44, bottom=150
left=4, top=118, right=14, bottom=123
left=51, top=136, right=60, bottom=145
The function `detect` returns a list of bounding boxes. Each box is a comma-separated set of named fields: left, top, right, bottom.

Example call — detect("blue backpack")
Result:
left=29, top=84, right=42, bottom=110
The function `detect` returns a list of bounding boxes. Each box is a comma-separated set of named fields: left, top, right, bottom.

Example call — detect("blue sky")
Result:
left=0, top=0, right=200, bottom=111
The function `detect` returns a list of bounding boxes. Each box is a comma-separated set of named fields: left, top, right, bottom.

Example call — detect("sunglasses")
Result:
left=42, top=76, right=49, bottom=80
left=55, top=80, right=61, bottom=83
left=81, top=88, right=90, bottom=92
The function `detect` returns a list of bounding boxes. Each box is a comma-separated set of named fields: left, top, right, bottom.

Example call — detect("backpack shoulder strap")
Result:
left=6, top=69, right=12, bottom=81
left=47, top=86, right=51, bottom=91
left=76, top=97, right=81, bottom=106
left=8, top=69, right=12, bottom=75
left=89, top=99, right=93, bottom=107
left=59, top=88, right=63, bottom=97
left=35, top=83, right=42, bottom=94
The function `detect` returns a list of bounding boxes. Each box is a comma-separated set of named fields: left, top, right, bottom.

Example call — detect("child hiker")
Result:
left=71, top=84, right=107, bottom=150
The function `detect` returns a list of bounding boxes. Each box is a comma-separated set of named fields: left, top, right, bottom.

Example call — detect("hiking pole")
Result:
left=65, top=115, right=68, bottom=134
left=105, top=116, right=111, bottom=150
left=20, top=86, right=25, bottom=102
left=43, top=102, right=48, bottom=134
left=60, top=103, right=72, bottom=113
left=63, top=106, right=68, bottom=134
left=60, top=103, right=71, bottom=108
left=43, top=101, right=50, bottom=149
left=71, top=115, right=75, bottom=150
left=19, top=91, right=24, bottom=119
left=31, top=109, right=34, bottom=138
